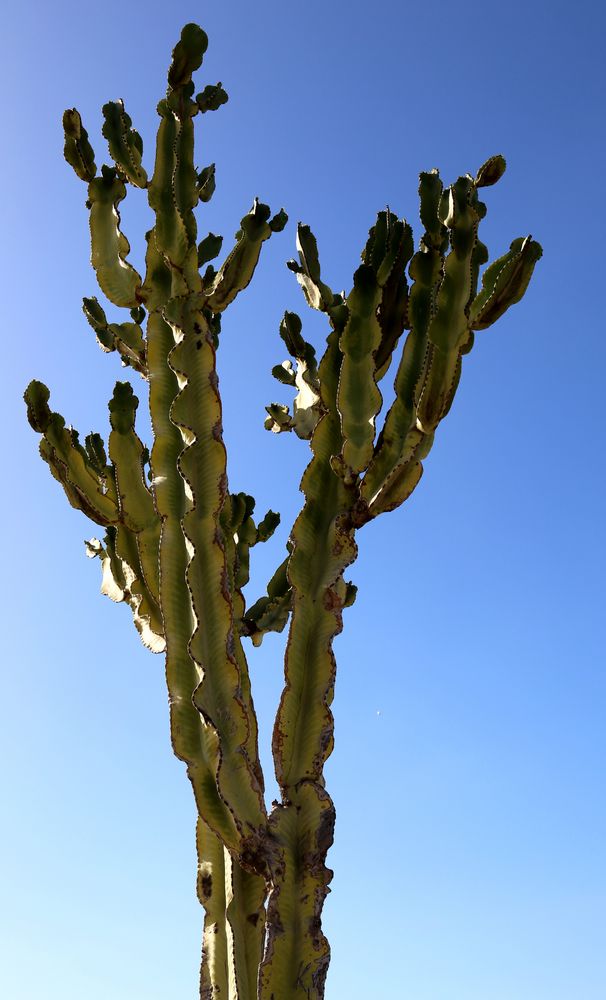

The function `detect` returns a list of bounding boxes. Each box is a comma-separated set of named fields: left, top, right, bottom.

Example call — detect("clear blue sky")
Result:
left=1, top=2, right=604, bottom=998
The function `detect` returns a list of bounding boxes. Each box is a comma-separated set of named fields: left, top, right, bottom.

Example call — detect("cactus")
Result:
left=24, top=23, right=541, bottom=1000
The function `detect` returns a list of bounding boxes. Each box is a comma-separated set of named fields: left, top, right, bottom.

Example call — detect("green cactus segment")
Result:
left=196, top=83, right=229, bottom=113
left=197, top=819, right=266, bottom=1000
left=87, top=167, right=142, bottom=307
left=364, top=164, right=542, bottom=515
left=264, top=402, right=293, bottom=434
left=469, top=235, right=543, bottom=329
left=101, top=100, right=148, bottom=188
left=337, top=263, right=383, bottom=475
left=205, top=200, right=287, bottom=312
left=83, top=297, right=147, bottom=376
left=273, top=325, right=356, bottom=788
left=107, top=381, right=162, bottom=631
left=24, top=381, right=119, bottom=526
left=286, top=224, right=336, bottom=312
left=475, top=153, right=507, bottom=188
left=416, top=175, right=516, bottom=433
left=361, top=175, right=445, bottom=509
left=86, top=527, right=165, bottom=652
left=141, top=230, right=173, bottom=310
left=148, top=61, right=202, bottom=288
left=174, top=117, right=198, bottom=244
left=167, top=23, right=208, bottom=90
left=63, top=109, right=96, bottom=181
left=24, top=379, right=53, bottom=434
left=418, top=169, right=448, bottom=246
left=107, top=381, right=151, bottom=522
left=223, top=493, right=280, bottom=595
left=147, top=312, right=240, bottom=851
left=226, top=851, right=268, bottom=998
left=241, top=551, right=293, bottom=646
left=370, top=212, right=414, bottom=382
left=362, top=170, right=479, bottom=506
left=266, top=311, right=322, bottom=439
left=197, top=164, right=216, bottom=204
left=469, top=238, right=490, bottom=308
left=198, top=232, right=223, bottom=268
left=259, top=782, right=334, bottom=1000
left=197, top=817, right=230, bottom=1000
left=366, top=454, right=424, bottom=517
left=166, top=297, right=267, bottom=835
left=222, top=492, right=254, bottom=588
left=85, top=532, right=129, bottom=602
left=263, top=324, right=354, bottom=994
left=216, top=493, right=268, bottom=988
left=415, top=344, right=463, bottom=435
left=220, top=492, right=269, bottom=796
left=148, top=108, right=194, bottom=275
left=424, top=175, right=479, bottom=354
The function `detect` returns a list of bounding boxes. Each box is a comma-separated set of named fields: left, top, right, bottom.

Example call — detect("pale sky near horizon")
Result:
left=1, top=2, right=605, bottom=998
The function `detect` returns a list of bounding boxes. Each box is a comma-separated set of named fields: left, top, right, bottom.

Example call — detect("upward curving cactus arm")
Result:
left=87, top=167, right=143, bottom=308
left=361, top=170, right=447, bottom=513
left=286, top=223, right=338, bottom=313
left=362, top=158, right=542, bottom=520
left=336, top=209, right=414, bottom=486
left=102, top=100, right=148, bottom=188
left=336, top=262, right=383, bottom=477
left=265, top=311, right=323, bottom=439
left=204, top=199, right=288, bottom=313
left=165, top=294, right=267, bottom=841
left=414, top=173, right=482, bottom=433
left=469, top=235, right=543, bottom=330
left=241, top=548, right=294, bottom=646
left=83, top=297, right=148, bottom=377
left=24, top=380, right=119, bottom=526
left=106, top=381, right=163, bottom=647
left=85, top=525, right=165, bottom=652
left=63, top=108, right=96, bottom=182
left=370, top=210, right=414, bottom=381
left=25, top=380, right=164, bottom=649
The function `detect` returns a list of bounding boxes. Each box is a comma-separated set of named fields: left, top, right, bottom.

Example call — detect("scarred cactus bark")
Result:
left=25, top=23, right=541, bottom=1000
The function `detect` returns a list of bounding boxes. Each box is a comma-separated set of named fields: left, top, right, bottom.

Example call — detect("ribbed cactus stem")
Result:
left=260, top=318, right=356, bottom=997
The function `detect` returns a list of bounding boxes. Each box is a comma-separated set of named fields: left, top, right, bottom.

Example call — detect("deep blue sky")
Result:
left=1, top=2, right=604, bottom=998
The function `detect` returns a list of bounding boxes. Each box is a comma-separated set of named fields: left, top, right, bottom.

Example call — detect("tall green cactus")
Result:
left=25, top=24, right=541, bottom=999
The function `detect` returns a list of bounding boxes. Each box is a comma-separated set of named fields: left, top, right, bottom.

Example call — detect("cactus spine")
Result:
left=25, top=25, right=541, bottom=999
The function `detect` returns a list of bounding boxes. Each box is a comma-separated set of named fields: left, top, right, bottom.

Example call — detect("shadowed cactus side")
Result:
left=25, top=23, right=541, bottom=1000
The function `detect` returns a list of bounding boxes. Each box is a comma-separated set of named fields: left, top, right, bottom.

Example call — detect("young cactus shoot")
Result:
left=25, top=23, right=541, bottom=1000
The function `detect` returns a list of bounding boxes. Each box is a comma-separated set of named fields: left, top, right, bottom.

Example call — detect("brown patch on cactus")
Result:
left=322, top=587, right=341, bottom=612
left=199, top=873, right=213, bottom=900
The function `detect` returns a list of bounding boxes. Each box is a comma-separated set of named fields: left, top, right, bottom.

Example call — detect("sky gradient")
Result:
left=1, top=2, right=604, bottom=998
